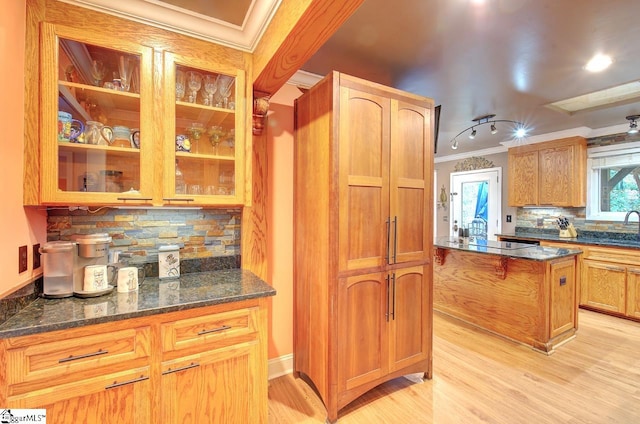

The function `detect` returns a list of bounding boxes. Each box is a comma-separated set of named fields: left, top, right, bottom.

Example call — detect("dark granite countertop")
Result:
left=0, top=269, right=275, bottom=339
left=434, top=237, right=582, bottom=261
left=496, top=231, right=640, bottom=249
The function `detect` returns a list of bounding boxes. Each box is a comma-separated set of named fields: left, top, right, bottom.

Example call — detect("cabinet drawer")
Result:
left=584, top=246, right=640, bottom=266
left=161, top=307, right=257, bottom=355
left=5, top=326, right=151, bottom=393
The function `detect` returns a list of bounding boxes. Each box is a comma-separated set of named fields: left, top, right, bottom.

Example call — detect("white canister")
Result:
left=158, top=244, right=180, bottom=279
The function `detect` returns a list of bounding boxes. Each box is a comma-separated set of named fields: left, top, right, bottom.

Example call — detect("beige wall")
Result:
left=434, top=152, right=517, bottom=239
left=0, top=0, right=47, bottom=297
left=265, top=84, right=303, bottom=359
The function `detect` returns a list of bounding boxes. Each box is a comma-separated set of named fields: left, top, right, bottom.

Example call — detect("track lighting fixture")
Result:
left=450, top=114, right=527, bottom=150
left=626, top=115, right=640, bottom=135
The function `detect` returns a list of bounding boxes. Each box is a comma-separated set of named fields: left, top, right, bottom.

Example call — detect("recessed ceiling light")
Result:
left=585, top=53, right=613, bottom=72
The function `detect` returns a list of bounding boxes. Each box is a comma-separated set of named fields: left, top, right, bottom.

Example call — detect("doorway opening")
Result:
left=449, top=168, right=502, bottom=241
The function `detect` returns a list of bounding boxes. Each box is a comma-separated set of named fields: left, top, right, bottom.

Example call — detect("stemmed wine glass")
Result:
left=186, top=123, right=205, bottom=154
left=175, top=70, right=186, bottom=101
left=216, top=75, right=234, bottom=108
left=186, top=71, right=202, bottom=103
left=90, top=60, right=106, bottom=87
left=208, top=125, right=225, bottom=155
left=203, top=74, right=218, bottom=106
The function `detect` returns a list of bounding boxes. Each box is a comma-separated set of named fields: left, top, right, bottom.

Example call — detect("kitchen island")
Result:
left=433, top=237, right=582, bottom=354
left=0, top=269, right=275, bottom=423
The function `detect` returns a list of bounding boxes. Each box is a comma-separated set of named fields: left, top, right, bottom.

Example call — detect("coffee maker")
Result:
left=70, top=233, right=113, bottom=295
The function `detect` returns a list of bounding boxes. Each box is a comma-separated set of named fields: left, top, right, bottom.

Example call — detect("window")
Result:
left=587, top=141, right=640, bottom=220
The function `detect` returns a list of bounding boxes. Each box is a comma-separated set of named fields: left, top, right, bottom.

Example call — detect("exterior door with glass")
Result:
left=450, top=168, right=502, bottom=240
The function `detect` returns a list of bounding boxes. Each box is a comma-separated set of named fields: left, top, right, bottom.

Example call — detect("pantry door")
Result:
left=450, top=168, right=502, bottom=240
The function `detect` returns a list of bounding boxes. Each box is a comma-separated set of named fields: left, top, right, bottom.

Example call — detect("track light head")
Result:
left=452, top=139, right=459, bottom=149
left=490, top=123, right=497, bottom=134
left=627, top=115, right=640, bottom=134
left=469, top=128, right=476, bottom=139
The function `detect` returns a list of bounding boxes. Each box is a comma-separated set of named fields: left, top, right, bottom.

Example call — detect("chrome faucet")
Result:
left=623, top=210, right=640, bottom=241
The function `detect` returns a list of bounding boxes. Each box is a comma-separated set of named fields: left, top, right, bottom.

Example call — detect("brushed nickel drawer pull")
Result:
left=105, top=375, right=149, bottom=390
left=198, top=325, right=231, bottom=335
left=162, top=362, right=200, bottom=375
left=59, top=348, right=108, bottom=363
left=162, top=197, right=194, bottom=202
left=117, top=196, right=153, bottom=201
left=605, top=266, right=624, bottom=272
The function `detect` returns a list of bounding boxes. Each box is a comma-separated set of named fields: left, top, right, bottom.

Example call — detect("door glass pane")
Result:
left=174, top=65, right=236, bottom=196
left=57, top=38, right=141, bottom=193
left=461, top=181, right=488, bottom=240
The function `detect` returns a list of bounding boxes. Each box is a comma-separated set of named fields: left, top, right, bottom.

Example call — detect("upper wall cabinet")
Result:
left=508, top=136, right=587, bottom=207
left=24, top=5, right=248, bottom=207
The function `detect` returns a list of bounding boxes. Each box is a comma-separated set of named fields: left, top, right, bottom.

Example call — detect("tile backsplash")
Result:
left=47, top=207, right=242, bottom=264
left=516, top=207, right=638, bottom=235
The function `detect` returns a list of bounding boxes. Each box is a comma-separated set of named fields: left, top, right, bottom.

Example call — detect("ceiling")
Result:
left=66, top=0, right=640, bottom=159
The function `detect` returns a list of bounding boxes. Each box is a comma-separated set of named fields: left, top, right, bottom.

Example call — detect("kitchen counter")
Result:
left=434, top=237, right=580, bottom=353
left=0, top=268, right=275, bottom=339
left=497, top=231, right=640, bottom=249
left=434, top=237, right=583, bottom=261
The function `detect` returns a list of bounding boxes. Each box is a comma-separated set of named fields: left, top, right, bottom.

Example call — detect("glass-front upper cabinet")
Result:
left=40, top=23, right=154, bottom=205
left=163, top=52, right=245, bottom=205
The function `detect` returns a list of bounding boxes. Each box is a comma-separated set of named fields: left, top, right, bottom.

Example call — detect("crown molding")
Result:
left=285, top=70, right=323, bottom=89
left=57, top=0, right=281, bottom=52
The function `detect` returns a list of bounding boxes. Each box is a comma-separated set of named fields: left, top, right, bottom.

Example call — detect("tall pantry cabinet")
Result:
left=293, top=71, right=434, bottom=423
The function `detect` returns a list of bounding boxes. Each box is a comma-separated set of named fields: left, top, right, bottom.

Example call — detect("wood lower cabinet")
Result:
left=294, top=71, right=433, bottom=423
left=0, top=299, right=268, bottom=424
left=627, top=268, right=640, bottom=319
left=508, top=136, right=586, bottom=207
left=582, top=259, right=627, bottom=313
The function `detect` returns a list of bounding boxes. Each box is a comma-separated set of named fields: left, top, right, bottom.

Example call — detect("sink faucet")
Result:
left=623, top=210, right=640, bottom=241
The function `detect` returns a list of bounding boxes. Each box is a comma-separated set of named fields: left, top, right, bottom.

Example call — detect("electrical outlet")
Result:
left=19, top=245, right=28, bottom=273
left=537, top=218, right=544, bottom=227
left=506, top=215, right=512, bottom=223
left=33, top=243, right=41, bottom=269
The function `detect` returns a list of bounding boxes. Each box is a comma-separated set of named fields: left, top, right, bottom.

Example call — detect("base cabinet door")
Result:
left=389, top=266, right=430, bottom=372
left=627, top=268, right=640, bottom=319
left=160, top=342, right=261, bottom=424
left=338, top=272, right=389, bottom=391
left=10, top=368, right=152, bottom=424
left=582, top=259, right=626, bottom=313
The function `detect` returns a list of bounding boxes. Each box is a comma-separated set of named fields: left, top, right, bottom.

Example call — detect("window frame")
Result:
left=587, top=141, right=640, bottom=221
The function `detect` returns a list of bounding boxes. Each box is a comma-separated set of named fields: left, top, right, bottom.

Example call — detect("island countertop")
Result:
left=0, top=269, right=276, bottom=339
left=434, top=237, right=582, bottom=261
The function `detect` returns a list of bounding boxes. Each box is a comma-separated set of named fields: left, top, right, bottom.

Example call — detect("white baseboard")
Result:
left=268, top=353, right=293, bottom=380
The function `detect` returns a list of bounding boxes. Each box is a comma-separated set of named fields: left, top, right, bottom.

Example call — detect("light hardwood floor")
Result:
left=268, top=309, right=640, bottom=423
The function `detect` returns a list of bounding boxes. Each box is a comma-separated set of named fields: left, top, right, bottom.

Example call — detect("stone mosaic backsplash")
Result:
left=516, top=207, right=639, bottom=236
left=1, top=207, right=242, bottom=325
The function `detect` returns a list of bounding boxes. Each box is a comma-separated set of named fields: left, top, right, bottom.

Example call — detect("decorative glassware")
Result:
left=90, top=60, right=106, bottom=87
left=186, top=123, right=205, bottom=154
left=208, top=125, right=225, bottom=155
left=216, top=75, right=234, bottom=108
left=118, top=56, right=134, bottom=92
left=186, top=71, right=202, bottom=103
left=176, top=70, right=186, bottom=101
left=203, top=74, right=218, bottom=106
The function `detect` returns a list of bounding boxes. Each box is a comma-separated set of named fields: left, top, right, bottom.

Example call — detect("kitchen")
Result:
left=2, top=0, right=640, bottom=423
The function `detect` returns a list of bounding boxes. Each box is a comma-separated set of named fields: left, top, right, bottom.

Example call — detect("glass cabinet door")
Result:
left=164, top=52, right=245, bottom=205
left=41, top=23, right=154, bottom=204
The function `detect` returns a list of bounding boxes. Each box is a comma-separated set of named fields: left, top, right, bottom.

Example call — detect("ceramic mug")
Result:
left=83, top=264, right=117, bottom=292
left=117, top=266, right=146, bottom=293
left=58, top=111, right=84, bottom=143
left=110, top=126, right=132, bottom=148
left=130, top=128, right=140, bottom=149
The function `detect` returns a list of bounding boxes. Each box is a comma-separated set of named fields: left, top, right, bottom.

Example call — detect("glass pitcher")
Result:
left=85, top=120, right=106, bottom=145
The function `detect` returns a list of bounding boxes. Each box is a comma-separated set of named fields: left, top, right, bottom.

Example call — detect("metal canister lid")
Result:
left=71, top=233, right=112, bottom=244
left=40, top=240, right=76, bottom=253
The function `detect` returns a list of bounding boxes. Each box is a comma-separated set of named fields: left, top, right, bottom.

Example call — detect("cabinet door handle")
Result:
left=117, top=197, right=153, bottom=201
left=605, top=266, right=624, bottom=272
left=162, top=197, right=195, bottom=202
left=385, top=275, right=390, bottom=322
left=59, top=348, right=108, bottom=363
left=385, top=217, right=391, bottom=264
left=162, top=362, right=200, bottom=375
left=105, top=375, right=149, bottom=390
left=393, top=216, right=398, bottom=263
left=391, top=273, right=396, bottom=320
left=198, top=325, right=231, bottom=335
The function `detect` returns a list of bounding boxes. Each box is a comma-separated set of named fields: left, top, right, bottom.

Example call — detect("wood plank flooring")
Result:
left=268, top=309, right=640, bottom=423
